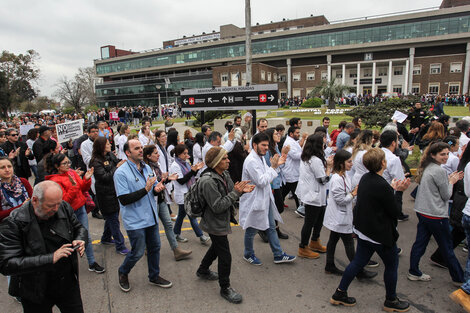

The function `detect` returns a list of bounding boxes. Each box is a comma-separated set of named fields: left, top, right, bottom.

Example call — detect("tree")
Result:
left=309, top=78, right=350, bottom=109
left=54, top=66, right=97, bottom=112
left=20, top=96, right=56, bottom=113
left=0, top=50, right=40, bottom=116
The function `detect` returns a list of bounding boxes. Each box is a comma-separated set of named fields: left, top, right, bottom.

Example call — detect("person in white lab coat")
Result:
left=155, top=129, right=176, bottom=219
left=117, top=125, right=130, bottom=161
left=239, top=132, right=296, bottom=266
left=351, top=130, right=374, bottom=189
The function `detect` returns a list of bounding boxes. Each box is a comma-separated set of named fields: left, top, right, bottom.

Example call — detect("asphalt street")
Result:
left=0, top=183, right=467, bottom=313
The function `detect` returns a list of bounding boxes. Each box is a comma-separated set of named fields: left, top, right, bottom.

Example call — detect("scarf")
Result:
left=1, top=175, right=28, bottom=210
left=149, top=161, right=163, bottom=182
left=175, top=157, right=194, bottom=187
left=158, top=143, right=169, bottom=170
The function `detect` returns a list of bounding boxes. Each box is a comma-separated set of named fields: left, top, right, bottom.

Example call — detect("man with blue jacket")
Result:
left=114, top=139, right=172, bottom=292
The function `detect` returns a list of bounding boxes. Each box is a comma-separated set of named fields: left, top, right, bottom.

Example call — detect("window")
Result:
left=335, top=71, right=343, bottom=79
left=267, top=72, right=272, bottom=81
left=393, top=67, right=403, bottom=76
left=293, top=72, right=301, bottom=81
left=428, top=83, right=439, bottom=94
left=411, top=84, right=420, bottom=94
left=273, top=73, right=278, bottom=82
left=413, top=65, right=421, bottom=75
left=349, top=70, right=357, bottom=78
left=293, top=88, right=302, bottom=97
left=363, top=68, right=372, bottom=77
left=450, top=62, right=462, bottom=73
left=378, top=67, right=388, bottom=76
left=280, top=90, right=287, bottom=99
left=430, top=64, right=441, bottom=74
left=306, top=88, right=314, bottom=96
left=279, top=74, right=287, bottom=82
left=449, top=83, right=460, bottom=94
left=260, top=70, right=265, bottom=80
left=393, top=85, right=402, bottom=93
left=321, top=71, right=328, bottom=80
left=241, top=72, right=246, bottom=80
left=307, top=72, right=315, bottom=80
left=231, top=73, right=239, bottom=86
left=221, top=73, right=228, bottom=82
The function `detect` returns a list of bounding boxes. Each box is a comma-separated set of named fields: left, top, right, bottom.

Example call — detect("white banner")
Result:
left=19, top=124, right=34, bottom=136
left=56, top=119, right=84, bottom=143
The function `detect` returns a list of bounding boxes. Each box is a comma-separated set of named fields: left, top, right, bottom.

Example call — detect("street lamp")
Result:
left=156, top=85, right=162, bottom=121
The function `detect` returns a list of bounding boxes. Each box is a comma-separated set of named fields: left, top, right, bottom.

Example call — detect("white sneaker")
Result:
left=407, top=272, right=431, bottom=281
left=200, top=235, right=210, bottom=245
left=176, top=235, right=188, bottom=243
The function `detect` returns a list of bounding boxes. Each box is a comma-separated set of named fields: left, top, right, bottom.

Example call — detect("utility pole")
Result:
left=245, top=0, right=256, bottom=133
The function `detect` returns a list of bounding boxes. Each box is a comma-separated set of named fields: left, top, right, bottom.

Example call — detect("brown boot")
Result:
left=298, top=247, right=320, bottom=259
left=450, top=289, right=470, bottom=313
left=173, top=247, right=192, bottom=261
left=309, top=239, right=327, bottom=253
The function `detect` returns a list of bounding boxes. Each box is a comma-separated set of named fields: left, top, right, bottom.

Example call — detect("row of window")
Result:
left=412, top=62, right=462, bottom=75
left=96, top=15, right=470, bottom=75
left=411, top=82, right=461, bottom=94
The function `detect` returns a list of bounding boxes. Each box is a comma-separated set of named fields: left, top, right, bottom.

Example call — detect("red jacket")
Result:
left=0, top=177, right=33, bottom=221
left=45, top=170, right=91, bottom=210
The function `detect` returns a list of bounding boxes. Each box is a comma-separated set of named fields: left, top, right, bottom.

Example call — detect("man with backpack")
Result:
left=195, top=146, right=254, bottom=304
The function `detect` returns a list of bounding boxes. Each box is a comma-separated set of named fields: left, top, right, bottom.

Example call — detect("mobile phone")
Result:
left=72, top=245, right=80, bottom=252
left=227, top=124, right=233, bottom=132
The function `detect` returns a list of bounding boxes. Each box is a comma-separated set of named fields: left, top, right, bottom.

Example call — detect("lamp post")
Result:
left=156, top=85, right=162, bottom=121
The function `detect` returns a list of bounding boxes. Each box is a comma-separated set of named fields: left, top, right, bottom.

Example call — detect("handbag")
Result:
left=84, top=191, right=95, bottom=214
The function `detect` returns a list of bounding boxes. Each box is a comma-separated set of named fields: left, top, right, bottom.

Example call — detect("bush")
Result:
left=301, top=97, right=324, bottom=108
left=193, top=110, right=239, bottom=127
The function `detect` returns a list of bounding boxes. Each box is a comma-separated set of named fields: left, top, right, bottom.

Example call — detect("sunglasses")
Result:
left=9, top=133, right=18, bottom=136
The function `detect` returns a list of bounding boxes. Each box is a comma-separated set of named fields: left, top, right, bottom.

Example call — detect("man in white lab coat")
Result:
left=239, top=132, right=296, bottom=265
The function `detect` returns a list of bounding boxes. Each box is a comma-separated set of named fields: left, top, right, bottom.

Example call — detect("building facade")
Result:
left=94, top=1, right=470, bottom=107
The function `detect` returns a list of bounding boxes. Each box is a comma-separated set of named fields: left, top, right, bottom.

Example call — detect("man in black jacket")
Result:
left=0, top=181, right=87, bottom=313
left=2, top=128, right=34, bottom=179
left=33, top=125, right=54, bottom=163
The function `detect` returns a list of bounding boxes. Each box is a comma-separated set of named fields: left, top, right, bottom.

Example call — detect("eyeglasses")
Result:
left=60, top=161, right=71, bottom=166
left=9, top=134, right=18, bottom=136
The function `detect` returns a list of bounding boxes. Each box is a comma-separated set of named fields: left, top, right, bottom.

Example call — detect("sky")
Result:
left=0, top=0, right=442, bottom=98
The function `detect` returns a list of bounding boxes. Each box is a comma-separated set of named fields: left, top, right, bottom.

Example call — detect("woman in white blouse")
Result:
left=139, top=125, right=154, bottom=147
left=192, top=132, right=205, bottom=164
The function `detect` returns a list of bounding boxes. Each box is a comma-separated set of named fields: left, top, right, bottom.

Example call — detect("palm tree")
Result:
left=309, top=78, right=350, bottom=109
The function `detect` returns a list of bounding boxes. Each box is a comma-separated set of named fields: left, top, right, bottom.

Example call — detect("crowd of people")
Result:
left=1, top=102, right=470, bottom=312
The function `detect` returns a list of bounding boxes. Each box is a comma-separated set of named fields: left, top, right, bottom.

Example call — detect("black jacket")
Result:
left=353, top=172, right=399, bottom=248
left=32, top=136, right=54, bottom=163
left=0, top=200, right=87, bottom=302
left=89, top=153, right=121, bottom=215
left=2, top=140, right=34, bottom=179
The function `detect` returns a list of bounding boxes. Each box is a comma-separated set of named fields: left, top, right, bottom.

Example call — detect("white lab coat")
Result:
left=193, top=142, right=203, bottom=164
left=169, top=161, right=190, bottom=205
left=156, top=144, right=172, bottom=203
left=295, top=156, right=328, bottom=207
left=239, top=150, right=282, bottom=230
left=351, top=150, right=368, bottom=188
left=323, top=173, right=354, bottom=234
left=282, top=135, right=302, bottom=183
left=382, top=147, right=405, bottom=184
left=117, top=135, right=128, bottom=160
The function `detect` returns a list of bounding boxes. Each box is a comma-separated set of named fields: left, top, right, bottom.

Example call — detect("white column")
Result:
left=408, top=48, right=415, bottom=94
left=342, top=64, right=346, bottom=85
left=372, top=62, right=376, bottom=96
left=404, top=59, right=409, bottom=95
left=387, top=60, right=393, bottom=93
left=287, top=58, right=292, bottom=99
left=356, top=63, right=361, bottom=95
left=327, top=55, right=332, bottom=82
left=463, top=43, right=470, bottom=95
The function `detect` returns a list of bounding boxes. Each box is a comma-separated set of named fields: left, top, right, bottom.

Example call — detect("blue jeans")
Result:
left=173, top=204, right=203, bottom=237
left=158, top=201, right=178, bottom=250
left=339, top=238, right=399, bottom=300
left=409, top=213, right=464, bottom=282
left=119, top=224, right=161, bottom=280
left=102, top=212, right=126, bottom=252
left=461, top=214, right=470, bottom=293
left=73, top=206, right=95, bottom=266
left=244, top=203, right=283, bottom=258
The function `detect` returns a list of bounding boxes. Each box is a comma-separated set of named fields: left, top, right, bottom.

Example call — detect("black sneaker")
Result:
left=325, top=265, right=344, bottom=276
left=258, top=231, right=269, bottom=243
left=430, top=256, right=447, bottom=269
left=149, top=276, right=172, bottom=288
left=276, top=228, right=289, bottom=240
left=118, top=271, right=130, bottom=292
left=383, top=297, right=410, bottom=312
left=366, top=260, right=379, bottom=268
left=92, top=212, right=104, bottom=219
left=398, top=214, right=409, bottom=222
left=330, top=289, right=356, bottom=307
left=88, top=262, right=106, bottom=274
left=220, top=287, right=243, bottom=304
left=356, top=269, right=377, bottom=280
left=196, top=270, right=219, bottom=281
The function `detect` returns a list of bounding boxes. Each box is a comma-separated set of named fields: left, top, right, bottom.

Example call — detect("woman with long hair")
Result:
left=419, top=121, right=445, bottom=150
left=227, top=128, right=248, bottom=185
left=166, top=130, right=179, bottom=168
left=36, top=140, right=59, bottom=183
left=90, top=137, right=129, bottom=255
left=45, top=153, right=105, bottom=273
left=143, top=145, right=192, bottom=261
left=169, top=144, right=208, bottom=244
left=351, top=130, right=374, bottom=188
left=295, top=134, right=333, bottom=259
left=184, top=129, right=195, bottom=164
left=193, top=132, right=205, bottom=164
left=139, top=125, right=154, bottom=147
left=409, top=142, right=464, bottom=285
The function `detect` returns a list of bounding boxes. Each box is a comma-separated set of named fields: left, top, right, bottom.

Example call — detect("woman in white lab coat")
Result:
left=351, top=130, right=374, bottom=188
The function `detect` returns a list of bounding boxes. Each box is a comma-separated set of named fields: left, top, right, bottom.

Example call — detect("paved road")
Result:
left=0, top=184, right=466, bottom=312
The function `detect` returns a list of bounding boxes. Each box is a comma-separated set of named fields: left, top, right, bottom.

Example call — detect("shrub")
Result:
left=301, top=97, right=324, bottom=108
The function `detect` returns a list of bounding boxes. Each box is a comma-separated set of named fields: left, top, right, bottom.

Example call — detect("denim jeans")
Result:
left=101, top=212, right=126, bottom=252
left=339, top=238, right=399, bottom=300
left=158, top=201, right=178, bottom=250
left=73, top=206, right=95, bottom=266
left=461, top=214, right=470, bottom=293
left=409, top=213, right=464, bottom=282
left=244, top=203, right=283, bottom=258
left=173, top=204, right=203, bottom=237
left=119, top=224, right=161, bottom=280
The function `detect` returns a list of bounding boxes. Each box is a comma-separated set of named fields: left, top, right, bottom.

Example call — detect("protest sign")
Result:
left=56, top=119, right=84, bottom=143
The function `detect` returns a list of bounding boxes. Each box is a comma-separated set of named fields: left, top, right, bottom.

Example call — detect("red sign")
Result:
left=189, top=97, right=195, bottom=105
left=259, top=94, right=267, bottom=103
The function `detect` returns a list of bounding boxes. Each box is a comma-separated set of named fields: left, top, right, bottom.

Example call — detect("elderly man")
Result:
left=0, top=181, right=87, bottom=313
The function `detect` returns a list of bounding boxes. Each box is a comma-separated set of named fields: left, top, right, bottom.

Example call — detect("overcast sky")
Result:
left=0, top=0, right=442, bottom=97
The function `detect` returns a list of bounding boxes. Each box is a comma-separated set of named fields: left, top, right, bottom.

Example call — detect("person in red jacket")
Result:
left=0, top=157, right=32, bottom=222
left=45, top=153, right=105, bottom=274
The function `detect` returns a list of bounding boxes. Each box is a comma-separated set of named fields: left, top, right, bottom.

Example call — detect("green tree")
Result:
left=0, top=50, right=40, bottom=116
left=309, top=78, right=350, bottom=109
left=193, top=111, right=239, bottom=127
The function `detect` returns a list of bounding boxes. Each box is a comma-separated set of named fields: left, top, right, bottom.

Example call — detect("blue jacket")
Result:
left=114, top=160, right=158, bottom=231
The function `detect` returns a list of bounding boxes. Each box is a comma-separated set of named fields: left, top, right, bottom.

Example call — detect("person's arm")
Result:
left=222, top=139, right=234, bottom=153
left=330, top=176, right=353, bottom=208
left=246, top=158, right=278, bottom=188
left=80, top=141, right=92, bottom=168
left=312, top=158, right=330, bottom=185
left=114, top=170, right=148, bottom=205
left=176, top=170, right=197, bottom=185
left=288, top=140, right=302, bottom=160
left=200, top=177, right=241, bottom=214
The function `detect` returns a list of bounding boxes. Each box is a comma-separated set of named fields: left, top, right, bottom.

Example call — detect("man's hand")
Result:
left=234, top=180, right=250, bottom=194
left=72, top=240, right=85, bottom=257
left=191, top=162, right=204, bottom=172
left=228, top=129, right=235, bottom=141
left=391, top=178, right=411, bottom=191
left=25, top=148, right=31, bottom=156
left=154, top=181, right=165, bottom=193
left=270, top=154, right=281, bottom=169
left=145, top=176, right=157, bottom=192
left=167, top=173, right=178, bottom=181
left=242, top=184, right=255, bottom=193
left=84, top=167, right=94, bottom=180
left=53, top=244, right=74, bottom=264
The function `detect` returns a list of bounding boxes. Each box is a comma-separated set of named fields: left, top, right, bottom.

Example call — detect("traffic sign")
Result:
left=181, top=84, right=278, bottom=111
